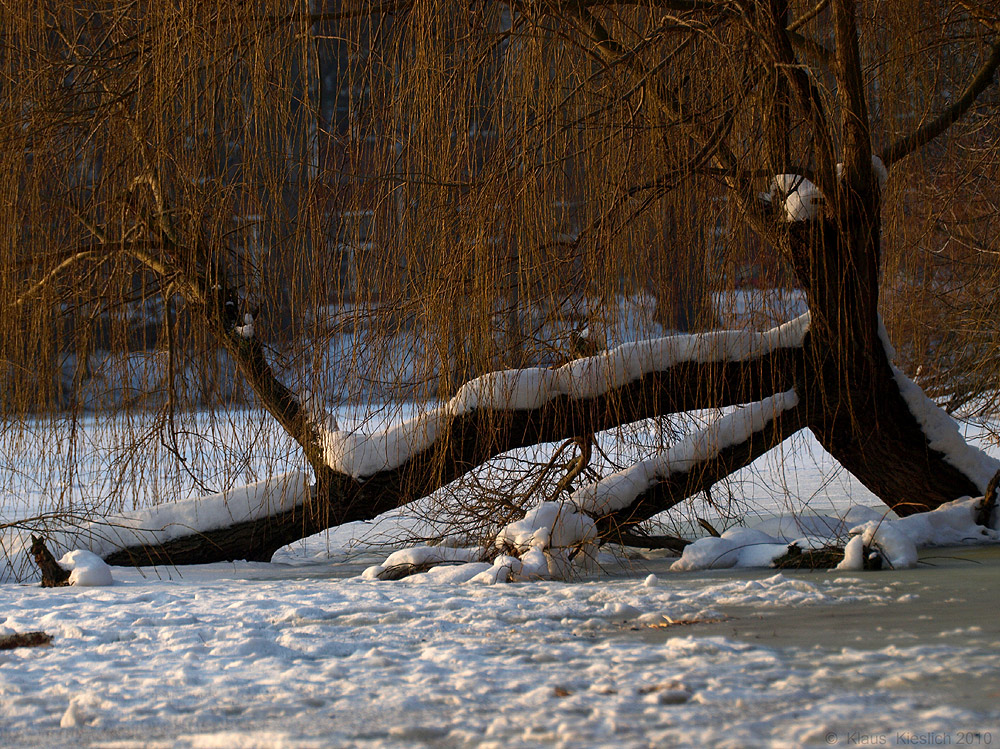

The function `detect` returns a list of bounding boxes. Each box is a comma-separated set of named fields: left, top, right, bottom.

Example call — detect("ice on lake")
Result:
left=1, top=546, right=998, bottom=748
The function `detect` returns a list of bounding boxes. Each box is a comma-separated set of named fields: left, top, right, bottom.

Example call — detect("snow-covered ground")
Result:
left=2, top=549, right=998, bottom=748
left=1, top=411, right=998, bottom=747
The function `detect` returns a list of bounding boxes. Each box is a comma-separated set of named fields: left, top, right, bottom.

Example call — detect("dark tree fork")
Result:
left=4, top=0, right=999, bottom=565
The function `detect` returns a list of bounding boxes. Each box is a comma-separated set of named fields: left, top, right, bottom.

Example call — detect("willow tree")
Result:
left=2, top=0, right=999, bottom=568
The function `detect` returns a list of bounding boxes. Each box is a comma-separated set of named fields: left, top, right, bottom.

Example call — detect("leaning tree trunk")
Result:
left=792, top=200, right=983, bottom=515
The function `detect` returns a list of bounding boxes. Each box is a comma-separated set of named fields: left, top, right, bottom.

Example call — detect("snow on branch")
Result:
left=570, top=389, right=801, bottom=516
left=83, top=473, right=307, bottom=559
left=2, top=472, right=310, bottom=580
left=361, top=391, right=803, bottom=584
left=319, top=314, right=811, bottom=479
left=771, top=156, right=888, bottom=222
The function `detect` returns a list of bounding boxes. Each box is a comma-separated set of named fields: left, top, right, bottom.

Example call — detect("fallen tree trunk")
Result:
left=99, top=331, right=807, bottom=566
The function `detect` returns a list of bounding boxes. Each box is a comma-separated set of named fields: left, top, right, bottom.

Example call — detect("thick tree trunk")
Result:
left=791, top=213, right=984, bottom=515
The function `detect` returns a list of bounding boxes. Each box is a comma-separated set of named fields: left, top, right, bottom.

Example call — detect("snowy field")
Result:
left=1, top=549, right=999, bottom=748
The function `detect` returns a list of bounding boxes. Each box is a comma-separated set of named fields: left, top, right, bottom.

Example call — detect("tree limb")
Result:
left=9, top=250, right=107, bottom=309
left=591, top=393, right=808, bottom=537
left=880, top=41, right=1000, bottom=168
left=100, top=333, right=807, bottom=565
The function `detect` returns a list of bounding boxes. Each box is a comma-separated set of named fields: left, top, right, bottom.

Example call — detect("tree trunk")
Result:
left=791, top=211, right=984, bottom=515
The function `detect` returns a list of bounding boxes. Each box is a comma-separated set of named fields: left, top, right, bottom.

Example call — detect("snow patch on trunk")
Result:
left=879, top=320, right=1000, bottom=492
left=320, top=406, right=451, bottom=479
left=772, top=175, right=824, bottom=221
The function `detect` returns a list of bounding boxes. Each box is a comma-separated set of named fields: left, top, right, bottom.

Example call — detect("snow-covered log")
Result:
left=577, top=391, right=807, bottom=536
left=93, top=322, right=808, bottom=565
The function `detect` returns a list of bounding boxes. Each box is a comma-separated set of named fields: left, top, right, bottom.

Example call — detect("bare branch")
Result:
left=880, top=41, right=1000, bottom=168
left=788, top=0, right=830, bottom=32
left=9, top=250, right=108, bottom=310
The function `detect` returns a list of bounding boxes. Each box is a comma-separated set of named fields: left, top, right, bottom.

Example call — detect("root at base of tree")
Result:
left=975, top=470, right=1000, bottom=529
left=772, top=543, right=883, bottom=570
left=0, top=631, right=53, bottom=650
left=29, top=535, right=70, bottom=587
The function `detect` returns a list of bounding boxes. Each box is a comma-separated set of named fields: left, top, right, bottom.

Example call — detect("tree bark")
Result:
left=790, top=215, right=984, bottom=515
left=30, top=535, right=71, bottom=587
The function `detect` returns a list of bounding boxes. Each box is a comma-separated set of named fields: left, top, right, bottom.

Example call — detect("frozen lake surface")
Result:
left=1, top=545, right=998, bottom=748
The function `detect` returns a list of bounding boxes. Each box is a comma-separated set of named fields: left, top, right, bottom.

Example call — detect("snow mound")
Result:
left=364, top=501, right=599, bottom=584
left=58, top=550, right=113, bottom=586
left=495, top=501, right=598, bottom=553
left=670, top=528, right=788, bottom=571
left=672, top=497, right=997, bottom=572
left=836, top=497, right=998, bottom=571
left=361, top=545, right=486, bottom=581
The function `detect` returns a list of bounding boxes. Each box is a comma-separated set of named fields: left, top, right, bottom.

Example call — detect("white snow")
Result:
left=879, top=319, right=1000, bottom=492
left=316, top=314, right=810, bottom=478
left=670, top=528, right=789, bottom=571
left=57, top=549, right=114, bottom=586
left=320, top=406, right=451, bottom=479
left=836, top=533, right=866, bottom=571
left=0, top=559, right=997, bottom=747
left=670, top=495, right=998, bottom=572
left=450, top=367, right=562, bottom=412
left=835, top=496, right=998, bottom=571
left=0, top=471, right=309, bottom=579
left=773, top=156, right=890, bottom=223
left=84, top=470, right=309, bottom=555
left=772, top=174, right=824, bottom=221
left=495, top=500, right=598, bottom=554
left=571, top=390, right=800, bottom=516
left=361, top=544, right=486, bottom=580
left=234, top=313, right=254, bottom=339
left=1, top=386, right=999, bottom=745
